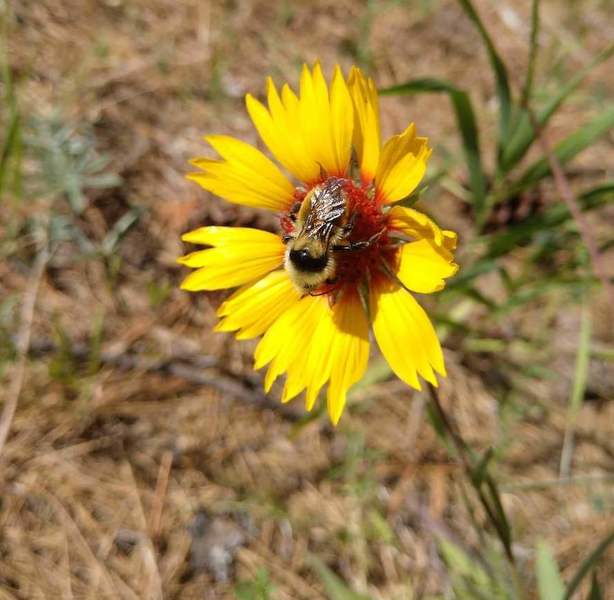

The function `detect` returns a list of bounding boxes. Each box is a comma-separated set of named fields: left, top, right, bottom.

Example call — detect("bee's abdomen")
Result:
left=288, top=248, right=328, bottom=273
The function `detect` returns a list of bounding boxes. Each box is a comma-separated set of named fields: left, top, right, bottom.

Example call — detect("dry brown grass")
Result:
left=1, top=0, right=614, bottom=598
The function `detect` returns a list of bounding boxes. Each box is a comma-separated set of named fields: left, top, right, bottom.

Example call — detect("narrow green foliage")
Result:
left=48, top=321, right=78, bottom=386
left=100, top=207, right=143, bottom=256
left=501, top=45, right=614, bottom=172
left=234, top=568, right=274, bottom=600
left=512, top=108, right=614, bottom=195
left=27, top=116, right=120, bottom=213
left=457, top=0, right=513, bottom=150
left=310, top=557, right=373, bottom=600
left=536, top=541, right=565, bottom=600
left=87, top=311, right=105, bottom=376
left=471, top=448, right=495, bottom=487
left=0, top=37, right=22, bottom=198
left=438, top=538, right=511, bottom=600
left=587, top=573, right=603, bottom=600
left=483, top=183, right=614, bottom=260
left=570, top=306, right=592, bottom=416
left=483, top=476, right=512, bottom=557
left=563, top=531, right=614, bottom=600
left=380, top=78, right=487, bottom=219
left=519, top=0, right=540, bottom=110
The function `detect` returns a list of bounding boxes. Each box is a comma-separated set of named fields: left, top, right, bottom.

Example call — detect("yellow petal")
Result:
left=395, top=240, right=459, bottom=294
left=246, top=80, right=321, bottom=184
left=253, top=289, right=369, bottom=424
left=370, top=278, right=445, bottom=390
left=348, top=67, right=381, bottom=184
left=325, top=289, right=370, bottom=425
left=388, top=206, right=457, bottom=253
left=253, top=295, right=328, bottom=391
left=246, top=64, right=353, bottom=184
left=329, top=65, right=354, bottom=177
left=375, top=124, right=431, bottom=204
left=178, top=227, right=284, bottom=291
left=188, top=135, right=294, bottom=211
left=299, top=63, right=341, bottom=178
left=215, top=270, right=301, bottom=339
left=281, top=289, right=369, bottom=423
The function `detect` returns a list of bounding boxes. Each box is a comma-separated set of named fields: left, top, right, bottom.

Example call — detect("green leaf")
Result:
left=380, top=78, right=487, bottom=220
left=519, top=0, right=541, bottom=110
left=501, top=44, right=614, bottom=172
left=564, top=531, right=614, bottom=600
left=536, top=540, right=565, bottom=600
left=100, top=207, right=143, bottom=256
left=457, top=0, right=513, bottom=150
left=471, top=448, right=495, bottom=486
left=570, top=305, right=592, bottom=416
left=511, top=108, right=614, bottom=195
left=483, top=183, right=614, bottom=259
left=438, top=538, right=508, bottom=600
left=234, top=568, right=274, bottom=600
left=309, top=557, right=373, bottom=600
left=0, top=37, right=22, bottom=199
left=587, top=573, right=603, bottom=600
left=483, top=476, right=513, bottom=556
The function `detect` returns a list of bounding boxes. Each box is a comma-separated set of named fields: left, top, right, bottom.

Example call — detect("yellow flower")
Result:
left=178, top=64, right=458, bottom=425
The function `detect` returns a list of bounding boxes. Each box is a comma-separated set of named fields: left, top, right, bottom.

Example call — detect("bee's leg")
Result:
left=339, top=211, right=357, bottom=238
left=334, top=227, right=385, bottom=252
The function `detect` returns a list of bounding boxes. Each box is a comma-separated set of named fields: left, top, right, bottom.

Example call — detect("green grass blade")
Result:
left=501, top=44, right=614, bottom=172
left=559, top=303, right=591, bottom=477
left=587, top=573, right=603, bottom=600
left=234, top=568, right=274, bottom=600
left=536, top=540, right=565, bottom=600
left=438, top=538, right=497, bottom=599
left=457, top=0, right=513, bottom=149
left=380, top=78, right=487, bottom=220
left=483, top=183, right=614, bottom=259
left=568, top=305, right=591, bottom=417
left=0, top=34, right=21, bottom=198
left=310, top=557, right=373, bottom=600
left=520, top=0, right=541, bottom=110
left=0, top=111, right=20, bottom=197
left=563, top=531, right=614, bottom=600
left=483, top=476, right=513, bottom=556
left=511, top=108, right=614, bottom=195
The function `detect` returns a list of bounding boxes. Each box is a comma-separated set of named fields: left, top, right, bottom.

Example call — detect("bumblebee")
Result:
left=283, top=177, right=381, bottom=295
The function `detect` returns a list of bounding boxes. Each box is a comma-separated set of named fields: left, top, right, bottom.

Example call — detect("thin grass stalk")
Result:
left=426, top=384, right=515, bottom=566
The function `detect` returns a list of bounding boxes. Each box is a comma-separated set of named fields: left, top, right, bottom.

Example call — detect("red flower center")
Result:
left=281, top=177, right=397, bottom=297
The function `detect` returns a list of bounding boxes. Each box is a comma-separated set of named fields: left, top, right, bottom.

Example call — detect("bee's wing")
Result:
left=304, top=180, right=346, bottom=239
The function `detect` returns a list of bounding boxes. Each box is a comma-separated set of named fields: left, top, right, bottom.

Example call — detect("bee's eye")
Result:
left=289, top=248, right=328, bottom=272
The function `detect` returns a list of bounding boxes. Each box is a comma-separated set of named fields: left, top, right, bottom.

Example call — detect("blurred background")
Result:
left=1, top=0, right=613, bottom=598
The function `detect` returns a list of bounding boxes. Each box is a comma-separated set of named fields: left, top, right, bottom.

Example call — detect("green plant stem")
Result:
left=426, top=384, right=515, bottom=566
